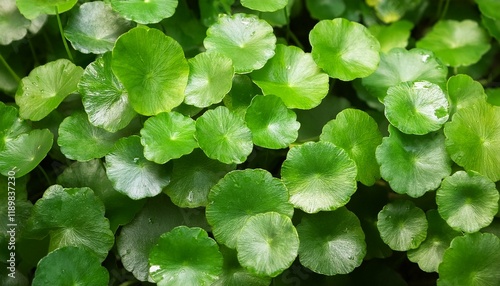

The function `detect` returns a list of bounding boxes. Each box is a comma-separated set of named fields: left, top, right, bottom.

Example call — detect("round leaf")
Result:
left=446, top=74, right=487, bottom=116
left=416, top=20, right=491, bottom=67
left=112, top=27, right=189, bottom=116
left=376, top=126, right=451, bottom=197
left=105, top=136, right=172, bottom=200
left=0, top=0, right=30, bottom=45
left=206, top=169, right=294, bottom=248
left=25, top=185, right=114, bottom=261
left=184, top=51, right=234, bottom=108
left=164, top=149, right=235, bottom=208
left=78, top=52, right=137, bottom=132
left=0, top=102, right=31, bottom=151
left=281, top=141, right=357, bottom=213
left=15, top=59, right=84, bottom=121
left=296, top=208, right=366, bottom=275
left=436, top=171, right=499, bottom=233
left=370, top=0, right=421, bottom=23
left=362, top=48, right=447, bottom=101
left=368, top=20, right=414, bottom=53
left=149, top=226, right=223, bottom=286
left=384, top=81, right=449, bottom=135
left=305, top=0, right=346, bottom=20
left=476, top=0, right=500, bottom=20
left=377, top=200, right=428, bottom=251
left=309, top=18, right=380, bottom=81
left=444, top=101, right=500, bottom=181
left=195, top=106, right=253, bottom=164
left=64, top=1, right=133, bottom=54
left=241, top=0, right=287, bottom=12
left=236, top=212, right=298, bottom=277
left=250, top=44, right=329, bottom=109
left=204, top=13, right=277, bottom=74
left=320, top=108, right=382, bottom=186
left=110, top=0, right=178, bottom=24
left=57, top=112, right=123, bottom=161
left=0, top=129, right=53, bottom=178
left=140, top=112, right=197, bottom=164
left=482, top=15, right=500, bottom=43
left=32, top=246, right=108, bottom=286
left=16, top=0, right=77, bottom=20
left=407, top=210, right=460, bottom=273
left=244, top=94, right=300, bottom=149
left=438, top=233, right=500, bottom=286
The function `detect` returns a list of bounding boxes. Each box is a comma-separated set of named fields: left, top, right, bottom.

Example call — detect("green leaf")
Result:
left=436, top=171, right=499, bottom=233
left=241, top=0, right=287, bottom=12
left=305, top=0, right=346, bottom=20
left=0, top=102, right=31, bottom=150
left=184, top=51, right=234, bottom=108
left=223, top=74, right=260, bottom=118
left=407, top=210, right=460, bottom=273
left=487, top=88, right=500, bottom=106
left=64, top=1, right=133, bottom=54
left=320, top=108, right=382, bottom=186
left=164, top=149, right=235, bottom=208
left=444, top=100, right=500, bottom=181
left=250, top=44, right=329, bottom=109
left=446, top=74, right=487, bottom=116
left=25, top=185, right=114, bottom=261
left=416, top=20, right=491, bottom=67
left=368, top=20, right=414, bottom=53
left=259, top=0, right=294, bottom=27
left=0, top=129, right=53, bottom=178
left=32, top=246, right=108, bottom=286
left=204, top=13, right=277, bottom=74
left=244, top=95, right=300, bottom=149
left=384, top=81, right=449, bottom=135
left=57, top=112, right=123, bottom=161
left=370, top=0, right=421, bottom=23
left=117, top=195, right=206, bottom=282
left=476, top=0, right=500, bottom=20
left=296, top=208, right=366, bottom=275
left=281, top=141, right=357, bottom=213
left=438, top=233, right=500, bottom=286
left=15, top=59, right=84, bottom=121
left=112, top=27, right=189, bottom=116
left=377, top=200, right=428, bottom=251
left=195, top=106, right=253, bottom=164
left=16, top=0, right=77, bottom=20
left=149, top=226, right=223, bottom=285
left=140, top=112, right=197, bottom=164
left=309, top=18, right=380, bottom=81
left=110, top=0, right=178, bottom=24
left=362, top=48, right=447, bottom=101
left=206, top=169, right=294, bottom=248
left=376, top=126, right=451, bottom=197
left=105, top=136, right=171, bottom=200
left=0, top=0, right=30, bottom=45
left=56, top=159, right=145, bottom=232
left=482, top=15, right=500, bottom=42
left=78, top=52, right=137, bottom=132
left=236, top=212, right=298, bottom=277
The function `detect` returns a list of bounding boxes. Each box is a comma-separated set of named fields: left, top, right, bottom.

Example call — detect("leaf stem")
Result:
left=55, top=6, right=74, bottom=62
left=0, top=53, right=21, bottom=83
left=284, top=8, right=304, bottom=50
left=27, top=38, right=40, bottom=67
left=37, top=165, right=52, bottom=186
left=440, top=0, right=450, bottom=20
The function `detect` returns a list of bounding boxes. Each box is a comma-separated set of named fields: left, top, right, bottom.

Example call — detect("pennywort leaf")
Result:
left=368, top=20, right=414, bottom=53
left=0, top=0, right=30, bottom=45
left=241, top=0, right=287, bottom=12
left=16, top=0, right=77, bottom=19
left=110, top=0, right=179, bottom=24
left=446, top=74, right=487, bottom=116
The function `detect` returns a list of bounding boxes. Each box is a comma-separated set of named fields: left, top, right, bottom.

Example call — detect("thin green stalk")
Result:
left=0, top=53, right=21, bottom=83
left=55, top=6, right=74, bottom=62
left=440, top=0, right=450, bottom=20
left=37, top=165, right=52, bottom=186
left=27, top=38, right=40, bottom=67
left=284, top=8, right=304, bottom=50
left=222, top=2, right=232, bottom=15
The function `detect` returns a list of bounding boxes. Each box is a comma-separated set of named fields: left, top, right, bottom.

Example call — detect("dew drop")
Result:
left=286, top=65, right=291, bottom=70
left=421, top=54, right=430, bottom=63
left=187, top=191, right=194, bottom=202
left=348, top=255, right=354, bottom=260
left=148, top=218, right=153, bottom=223
left=133, top=157, right=139, bottom=163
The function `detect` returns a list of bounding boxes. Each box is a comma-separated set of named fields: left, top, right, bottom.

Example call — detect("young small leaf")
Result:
left=368, top=20, right=414, bottom=53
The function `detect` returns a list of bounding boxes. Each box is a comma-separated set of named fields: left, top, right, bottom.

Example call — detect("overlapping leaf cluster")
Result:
left=1, top=0, right=500, bottom=285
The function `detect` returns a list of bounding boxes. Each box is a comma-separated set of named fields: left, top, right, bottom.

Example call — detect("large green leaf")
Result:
left=15, top=59, right=83, bottom=121
left=309, top=18, right=380, bottom=81
left=204, top=13, right=276, bottom=74
left=78, top=52, right=137, bottom=132
left=362, top=48, right=447, bottom=101
left=149, top=226, right=223, bottom=285
left=64, top=1, right=133, bottom=54
left=376, top=126, right=451, bottom=197
left=250, top=44, right=329, bottom=109
left=110, top=0, right=178, bottom=24
left=112, top=27, right=189, bottom=116
left=105, top=136, right=172, bottom=200
left=206, top=169, right=294, bottom=248
left=444, top=100, right=500, bottom=181
left=0, top=0, right=30, bottom=45
left=32, top=246, right=109, bottom=286
left=25, top=185, right=114, bottom=261
left=16, top=0, right=77, bottom=20
left=416, top=20, right=491, bottom=67
left=281, top=141, right=357, bottom=213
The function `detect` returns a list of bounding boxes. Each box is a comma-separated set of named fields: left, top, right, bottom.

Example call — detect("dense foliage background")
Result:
left=1, top=0, right=500, bottom=285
